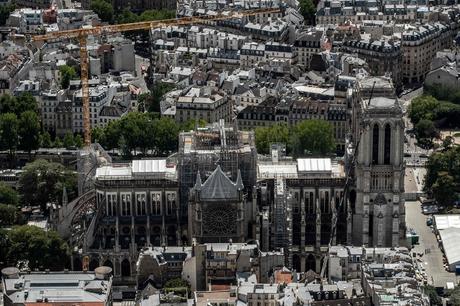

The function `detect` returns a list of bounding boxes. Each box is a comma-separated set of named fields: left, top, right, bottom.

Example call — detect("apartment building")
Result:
left=341, top=39, right=402, bottom=89
left=294, top=30, right=324, bottom=70
left=72, top=85, right=113, bottom=133
left=174, top=87, right=231, bottom=123
left=401, top=22, right=452, bottom=83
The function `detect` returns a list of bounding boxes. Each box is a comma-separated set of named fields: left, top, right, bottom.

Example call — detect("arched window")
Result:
left=306, top=254, right=316, bottom=272
left=372, top=124, right=379, bottom=164
left=121, top=259, right=131, bottom=277
left=292, top=254, right=301, bottom=272
left=384, top=124, right=391, bottom=165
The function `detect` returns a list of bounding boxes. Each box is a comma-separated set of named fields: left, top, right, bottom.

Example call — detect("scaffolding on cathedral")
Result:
left=177, top=119, right=258, bottom=220
left=272, top=177, right=293, bottom=268
left=77, top=143, right=112, bottom=195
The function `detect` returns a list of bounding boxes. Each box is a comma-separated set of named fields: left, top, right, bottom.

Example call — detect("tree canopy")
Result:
left=448, top=285, right=460, bottom=306
left=40, top=131, right=53, bottom=148
left=59, top=65, right=77, bottom=89
left=116, top=8, right=175, bottom=24
left=0, top=93, right=38, bottom=117
left=408, top=94, right=460, bottom=131
left=91, top=0, right=114, bottom=23
left=255, top=124, right=290, bottom=155
left=96, top=112, right=185, bottom=157
left=299, top=0, right=316, bottom=25
left=18, top=159, right=77, bottom=210
left=254, top=120, right=336, bottom=157
left=0, top=204, right=18, bottom=226
left=291, top=119, right=336, bottom=156
left=0, top=182, right=19, bottom=206
left=0, top=4, right=15, bottom=26
left=425, top=145, right=460, bottom=207
left=63, top=132, right=75, bottom=149
left=408, top=95, right=439, bottom=125
left=19, top=111, right=41, bottom=155
left=432, top=172, right=456, bottom=208
left=0, top=113, right=19, bottom=156
left=2, top=225, right=69, bottom=270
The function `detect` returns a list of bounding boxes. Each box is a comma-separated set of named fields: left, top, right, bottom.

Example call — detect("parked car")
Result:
left=426, top=217, right=433, bottom=226
left=422, top=205, right=439, bottom=215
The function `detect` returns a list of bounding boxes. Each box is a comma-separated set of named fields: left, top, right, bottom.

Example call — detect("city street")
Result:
left=406, top=200, right=459, bottom=287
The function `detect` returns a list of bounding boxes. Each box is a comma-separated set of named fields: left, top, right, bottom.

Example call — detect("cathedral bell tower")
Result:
left=352, top=96, right=405, bottom=247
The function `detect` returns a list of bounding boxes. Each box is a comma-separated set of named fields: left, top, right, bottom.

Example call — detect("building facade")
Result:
left=401, top=23, right=452, bottom=84
left=73, top=159, right=180, bottom=283
left=351, top=91, right=405, bottom=247
left=188, top=167, right=250, bottom=243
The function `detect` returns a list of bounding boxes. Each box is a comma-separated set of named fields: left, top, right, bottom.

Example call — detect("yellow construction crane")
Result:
left=32, top=8, right=281, bottom=146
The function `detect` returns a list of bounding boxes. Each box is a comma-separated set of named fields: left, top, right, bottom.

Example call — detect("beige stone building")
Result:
left=401, top=23, right=452, bottom=84
left=175, top=87, right=231, bottom=123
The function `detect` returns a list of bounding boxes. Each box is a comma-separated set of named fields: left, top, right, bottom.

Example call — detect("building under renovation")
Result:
left=177, top=119, right=257, bottom=221
left=58, top=75, right=406, bottom=281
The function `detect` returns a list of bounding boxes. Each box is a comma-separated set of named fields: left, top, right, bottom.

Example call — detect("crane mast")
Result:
left=32, top=8, right=281, bottom=146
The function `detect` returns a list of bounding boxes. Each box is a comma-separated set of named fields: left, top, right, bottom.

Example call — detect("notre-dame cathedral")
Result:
left=54, top=76, right=405, bottom=281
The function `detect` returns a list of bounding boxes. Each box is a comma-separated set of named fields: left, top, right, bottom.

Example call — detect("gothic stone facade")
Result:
left=351, top=96, right=405, bottom=247
left=188, top=166, right=253, bottom=244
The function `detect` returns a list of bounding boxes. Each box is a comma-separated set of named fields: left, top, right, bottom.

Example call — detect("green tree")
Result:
left=7, top=225, right=69, bottom=270
left=18, top=111, right=41, bottom=157
left=448, top=285, right=460, bottom=306
left=432, top=172, right=456, bottom=208
left=0, top=4, right=15, bottom=26
left=116, top=9, right=139, bottom=24
left=54, top=136, right=63, bottom=148
left=423, top=285, right=441, bottom=305
left=291, top=119, right=336, bottom=156
left=91, top=126, right=105, bottom=144
left=0, top=94, right=16, bottom=114
left=145, top=83, right=175, bottom=113
left=74, top=134, right=84, bottom=148
left=0, top=113, right=19, bottom=159
left=180, top=119, right=207, bottom=132
left=255, top=124, right=290, bottom=155
left=442, top=136, right=454, bottom=152
left=408, top=95, right=439, bottom=125
left=0, top=204, right=17, bottom=226
left=415, top=119, right=437, bottom=140
left=153, top=117, right=179, bottom=156
left=59, top=65, right=77, bottom=89
left=63, top=132, right=74, bottom=148
left=40, top=131, right=53, bottom=148
left=0, top=93, right=37, bottom=116
left=139, top=9, right=175, bottom=21
left=101, top=120, right=121, bottom=150
left=118, top=112, right=152, bottom=155
left=0, top=182, right=19, bottom=206
left=91, top=0, right=114, bottom=23
left=18, top=159, right=77, bottom=210
left=0, top=229, right=10, bottom=267
left=299, top=0, right=316, bottom=25
left=15, top=93, right=39, bottom=115
left=425, top=151, right=450, bottom=191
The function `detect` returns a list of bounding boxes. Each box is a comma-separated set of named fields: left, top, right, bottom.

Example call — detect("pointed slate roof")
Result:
left=235, top=169, right=244, bottom=191
left=199, top=165, right=239, bottom=201
left=194, top=171, right=202, bottom=191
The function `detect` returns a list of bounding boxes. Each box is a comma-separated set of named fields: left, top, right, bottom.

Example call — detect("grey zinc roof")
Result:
left=199, top=166, right=239, bottom=201
left=368, top=97, right=397, bottom=109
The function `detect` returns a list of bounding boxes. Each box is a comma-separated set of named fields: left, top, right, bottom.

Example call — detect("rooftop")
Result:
left=2, top=271, right=112, bottom=305
left=95, top=159, right=176, bottom=181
